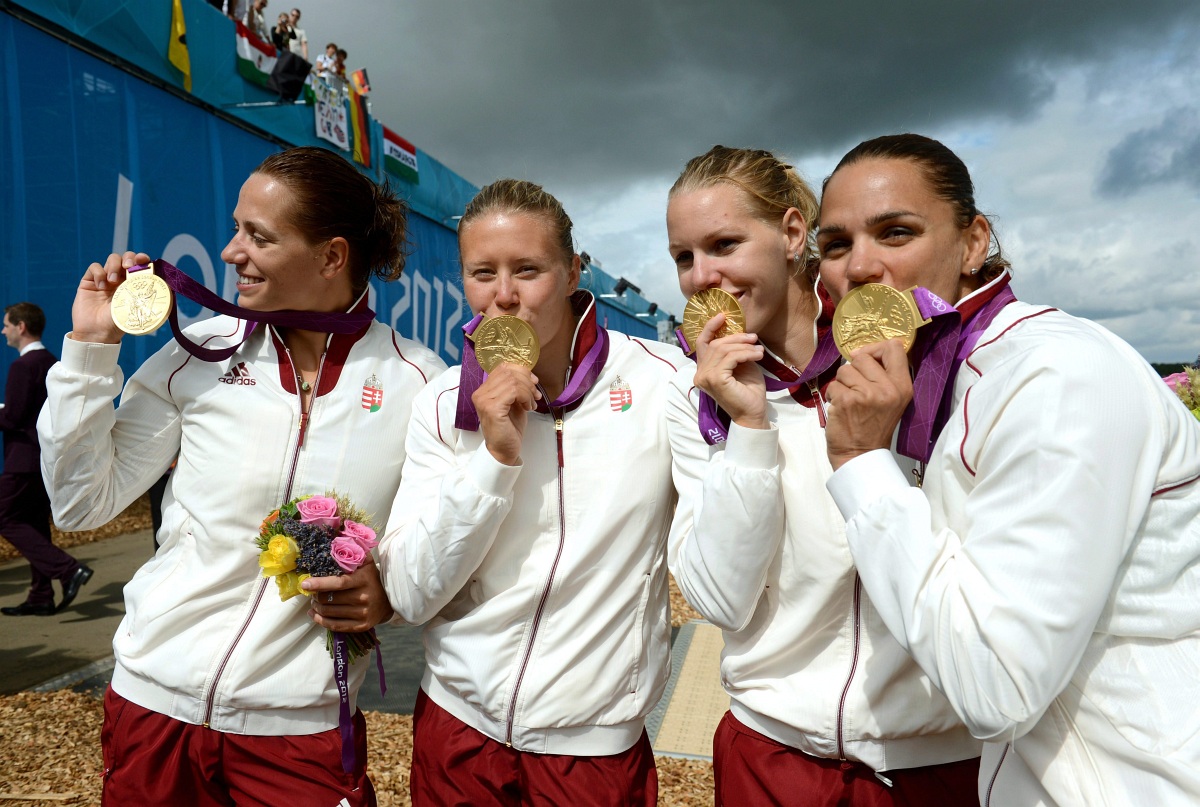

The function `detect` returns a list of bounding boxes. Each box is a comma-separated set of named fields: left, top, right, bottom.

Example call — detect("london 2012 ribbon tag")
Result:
left=831, top=284, right=930, bottom=361
left=470, top=315, right=540, bottom=373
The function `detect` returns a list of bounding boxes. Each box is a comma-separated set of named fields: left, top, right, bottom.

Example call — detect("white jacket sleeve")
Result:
left=665, top=376, right=786, bottom=631
left=828, top=339, right=1158, bottom=742
left=378, top=380, right=521, bottom=625
left=38, top=337, right=181, bottom=530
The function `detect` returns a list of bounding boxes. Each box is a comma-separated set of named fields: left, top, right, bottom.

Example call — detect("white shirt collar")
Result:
left=19, top=341, right=45, bottom=356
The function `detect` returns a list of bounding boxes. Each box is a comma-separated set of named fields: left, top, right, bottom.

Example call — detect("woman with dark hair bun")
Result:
left=39, top=146, right=445, bottom=805
left=818, top=133, right=1200, bottom=805
left=664, top=145, right=981, bottom=805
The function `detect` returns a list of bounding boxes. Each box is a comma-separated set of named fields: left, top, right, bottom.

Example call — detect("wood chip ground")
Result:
left=0, top=691, right=714, bottom=806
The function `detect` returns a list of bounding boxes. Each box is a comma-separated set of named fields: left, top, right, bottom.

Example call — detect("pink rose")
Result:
left=1164, top=372, right=1190, bottom=393
left=340, top=520, right=378, bottom=551
left=296, top=496, right=341, bottom=528
left=330, top=536, right=367, bottom=572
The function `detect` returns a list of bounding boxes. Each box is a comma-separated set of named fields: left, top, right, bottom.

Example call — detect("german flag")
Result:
left=347, top=86, right=371, bottom=167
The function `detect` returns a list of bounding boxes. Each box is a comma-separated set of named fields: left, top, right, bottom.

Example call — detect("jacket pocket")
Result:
left=629, top=573, right=652, bottom=695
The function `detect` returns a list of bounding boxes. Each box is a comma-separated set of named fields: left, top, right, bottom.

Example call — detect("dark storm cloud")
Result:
left=1098, top=107, right=1200, bottom=197
left=308, top=0, right=1200, bottom=188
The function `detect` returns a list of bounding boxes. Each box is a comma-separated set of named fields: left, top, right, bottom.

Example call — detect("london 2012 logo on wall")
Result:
left=610, top=376, right=632, bottom=412
left=361, top=374, right=383, bottom=412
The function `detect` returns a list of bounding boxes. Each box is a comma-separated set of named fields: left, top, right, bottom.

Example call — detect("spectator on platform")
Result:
left=270, top=12, right=295, bottom=53
left=334, top=48, right=348, bottom=79
left=224, top=0, right=247, bottom=23
left=315, top=42, right=337, bottom=79
left=244, top=0, right=269, bottom=42
left=288, top=7, right=308, bottom=59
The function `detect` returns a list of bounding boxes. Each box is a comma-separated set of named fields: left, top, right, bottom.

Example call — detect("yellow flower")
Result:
left=297, top=573, right=313, bottom=596
left=258, top=534, right=300, bottom=578
left=276, top=570, right=305, bottom=601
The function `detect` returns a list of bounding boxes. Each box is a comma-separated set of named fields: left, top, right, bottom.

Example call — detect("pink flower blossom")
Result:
left=1164, top=372, right=1190, bottom=393
left=341, top=520, right=378, bottom=550
left=330, top=536, right=367, bottom=572
left=296, top=496, right=341, bottom=528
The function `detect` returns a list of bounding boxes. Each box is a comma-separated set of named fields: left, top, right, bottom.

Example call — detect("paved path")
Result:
left=0, top=530, right=426, bottom=712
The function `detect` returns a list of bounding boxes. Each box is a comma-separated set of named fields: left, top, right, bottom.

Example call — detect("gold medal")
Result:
left=832, top=284, right=930, bottom=360
left=471, top=315, right=540, bottom=373
left=111, top=265, right=173, bottom=335
left=681, top=288, right=746, bottom=351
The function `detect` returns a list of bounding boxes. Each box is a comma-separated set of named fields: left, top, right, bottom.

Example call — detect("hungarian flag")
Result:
left=347, top=86, right=371, bottom=166
left=350, top=68, right=371, bottom=95
left=235, top=21, right=276, bottom=88
left=382, top=127, right=419, bottom=184
left=169, top=0, right=191, bottom=92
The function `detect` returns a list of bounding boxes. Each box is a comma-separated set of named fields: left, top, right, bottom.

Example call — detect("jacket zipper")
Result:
left=504, top=408, right=566, bottom=746
left=807, top=380, right=828, bottom=428
left=984, top=742, right=1010, bottom=807
left=202, top=350, right=326, bottom=728
left=835, top=573, right=863, bottom=758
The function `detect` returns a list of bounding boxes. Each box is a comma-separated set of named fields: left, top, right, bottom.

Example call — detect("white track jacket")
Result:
left=666, top=365, right=981, bottom=773
left=379, top=326, right=686, bottom=755
left=829, top=301, right=1200, bottom=806
left=39, top=313, right=443, bottom=735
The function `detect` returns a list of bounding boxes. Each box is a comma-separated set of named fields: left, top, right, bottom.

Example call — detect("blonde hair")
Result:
left=459, top=179, right=575, bottom=266
left=670, top=145, right=820, bottom=277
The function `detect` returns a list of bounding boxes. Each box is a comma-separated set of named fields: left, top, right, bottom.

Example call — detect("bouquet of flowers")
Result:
left=1165, top=367, right=1200, bottom=421
left=256, top=492, right=380, bottom=662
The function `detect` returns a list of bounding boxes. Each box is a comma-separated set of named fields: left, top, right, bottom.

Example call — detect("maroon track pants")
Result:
left=410, top=688, right=657, bottom=806
left=714, top=711, right=981, bottom=806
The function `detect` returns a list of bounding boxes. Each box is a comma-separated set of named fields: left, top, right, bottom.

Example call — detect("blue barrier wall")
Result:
left=1, top=1, right=674, bottom=418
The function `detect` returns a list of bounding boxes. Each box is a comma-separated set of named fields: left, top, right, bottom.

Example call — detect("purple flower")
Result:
left=296, top=496, right=341, bottom=529
left=330, top=536, right=367, bottom=572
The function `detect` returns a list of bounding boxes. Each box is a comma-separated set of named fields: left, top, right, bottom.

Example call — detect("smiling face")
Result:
left=460, top=211, right=581, bottom=360
left=667, top=182, right=808, bottom=350
left=817, top=158, right=989, bottom=306
left=219, top=172, right=350, bottom=313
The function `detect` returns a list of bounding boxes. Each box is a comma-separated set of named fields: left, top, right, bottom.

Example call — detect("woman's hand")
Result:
left=71, top=251, right=149, bottom=344
left=473, top=363, right=540, bottom=466
left=825, top=339, right=913, bottom=470
left=692, top=313, right=769, bottom=430
left=304, top=557, right=394, bottom=632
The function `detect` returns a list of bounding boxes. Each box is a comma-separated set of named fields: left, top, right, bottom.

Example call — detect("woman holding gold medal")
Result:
left=663, top=145, right=982, bottom=804
left=37, top=147, right=444, bottom=805
left=818, top=134, right=1200, bottom=805
left=377, top=179, right=685, bottom=805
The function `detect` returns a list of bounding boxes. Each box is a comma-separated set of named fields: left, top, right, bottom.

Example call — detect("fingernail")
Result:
left=108, top=273, right=119, bottom=282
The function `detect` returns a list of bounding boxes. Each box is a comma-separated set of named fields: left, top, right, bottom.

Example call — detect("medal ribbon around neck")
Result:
left=691, top=327, right=841, bottom=446
left=897, top=274, right=1016, bottom=463
left=123, top=261, right=375, bottom=362
left=455, top=311, right=611, bottom=432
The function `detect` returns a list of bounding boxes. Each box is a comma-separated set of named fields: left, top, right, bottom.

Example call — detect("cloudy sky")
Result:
left=300, top=0, right=1200, bottom=361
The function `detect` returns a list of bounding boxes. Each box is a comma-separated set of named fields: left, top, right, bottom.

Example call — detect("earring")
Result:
left=969, top=266, right=981, bottom=276
left=793, top=252, right=802, bottom=264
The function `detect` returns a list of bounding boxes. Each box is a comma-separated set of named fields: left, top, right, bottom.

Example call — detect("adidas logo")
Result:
left=218, top=361, right=257, bottom=386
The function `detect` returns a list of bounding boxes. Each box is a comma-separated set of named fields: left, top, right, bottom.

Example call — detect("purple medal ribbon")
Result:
left=131, top=260, right=375, bottom=362
left=897, top=276, right=1016, bottom=462
left=454, top=301, right=611, bottom=431
left=688, top=327, right=841, bottom=446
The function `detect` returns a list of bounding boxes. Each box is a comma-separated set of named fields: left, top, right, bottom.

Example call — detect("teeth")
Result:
left=238, top=276, right=263, bottom=285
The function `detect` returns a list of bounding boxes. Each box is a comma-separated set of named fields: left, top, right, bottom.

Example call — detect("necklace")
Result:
left=295, top=373, right=312, bottom=392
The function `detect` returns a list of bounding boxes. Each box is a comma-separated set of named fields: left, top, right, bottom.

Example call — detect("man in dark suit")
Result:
left=0, top=302, right=91, bottom=616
